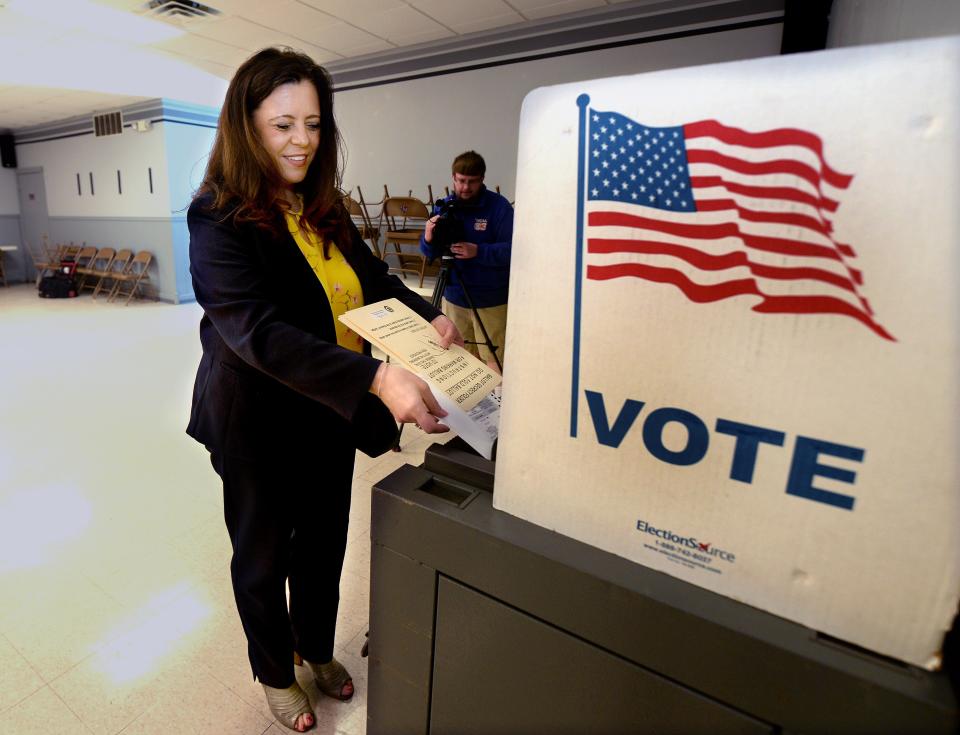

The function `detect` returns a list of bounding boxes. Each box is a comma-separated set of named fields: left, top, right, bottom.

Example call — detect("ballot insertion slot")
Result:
left=417, top=476, right=478, bottom=508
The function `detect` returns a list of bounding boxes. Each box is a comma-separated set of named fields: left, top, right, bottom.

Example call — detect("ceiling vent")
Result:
left=93, top=111, right=123, bottom=137
left=144, top=0, right=221, bottom=21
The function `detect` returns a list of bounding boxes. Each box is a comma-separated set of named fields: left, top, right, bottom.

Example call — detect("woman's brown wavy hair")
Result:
left=199, top=46, right=351, bottom=256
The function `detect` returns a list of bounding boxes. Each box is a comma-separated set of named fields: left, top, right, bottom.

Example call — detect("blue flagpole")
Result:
left=571, top=94, right=589, bottom=438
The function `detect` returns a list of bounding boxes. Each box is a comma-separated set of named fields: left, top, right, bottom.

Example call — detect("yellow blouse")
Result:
left=285, top=210, right=365, bottom=353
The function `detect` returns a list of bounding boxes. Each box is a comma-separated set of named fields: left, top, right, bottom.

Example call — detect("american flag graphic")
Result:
left=583, top=107, right=894, bottom=341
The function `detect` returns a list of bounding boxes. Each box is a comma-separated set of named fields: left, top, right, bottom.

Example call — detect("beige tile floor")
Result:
left=0, top=281, right=443, bottom=735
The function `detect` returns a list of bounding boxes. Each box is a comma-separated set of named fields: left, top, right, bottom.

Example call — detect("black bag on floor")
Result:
left=39, top=272, right=78, bottom=298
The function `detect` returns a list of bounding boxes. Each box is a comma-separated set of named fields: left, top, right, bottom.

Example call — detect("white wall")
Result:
left=828, top=0, right=960, bottom=48
left=0, top=168, right=18, bottom=215
left=164, top=120, right=217, bottom=302
left=163, top=121, right=216, bottom=215
left=335, top=23, right=784, bottom=204
left=9, top=117, right=215, bottom=301
left=16, top=125, right=170, bottom=217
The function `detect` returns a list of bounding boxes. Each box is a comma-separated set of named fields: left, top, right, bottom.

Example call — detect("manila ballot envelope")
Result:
left=339, top=298, right=502, bottom=458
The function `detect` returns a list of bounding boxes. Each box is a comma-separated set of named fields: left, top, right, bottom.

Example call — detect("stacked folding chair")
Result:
left=28, top=237, right=65, bottom=285
left=380, top=196, right=431, bottom=286
left=343, top=194, right=382, bottom=258
left=76, top=247, right=115, bottom=293
left=108, top=250, right=153, bottom=304
left=92, top=248, right=133, bottom=299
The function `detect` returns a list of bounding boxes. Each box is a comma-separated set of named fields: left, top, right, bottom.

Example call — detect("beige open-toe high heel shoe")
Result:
left=296, top=655, right=354, bottom=701
left=262, top=681, right=316, bottom=732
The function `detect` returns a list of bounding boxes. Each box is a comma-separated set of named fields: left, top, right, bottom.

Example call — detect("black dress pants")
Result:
left=209, top=447, right=354, bottom=688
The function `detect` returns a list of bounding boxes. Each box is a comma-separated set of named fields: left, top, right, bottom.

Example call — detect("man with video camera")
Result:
left=420, top=150, right=514, bottom=366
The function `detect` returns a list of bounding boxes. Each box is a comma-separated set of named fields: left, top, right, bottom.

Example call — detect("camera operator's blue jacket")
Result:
left=419, top=185, right=513, bottom=308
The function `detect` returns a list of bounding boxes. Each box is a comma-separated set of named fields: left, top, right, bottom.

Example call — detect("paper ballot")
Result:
left=339, top=299, right=502, bottom=458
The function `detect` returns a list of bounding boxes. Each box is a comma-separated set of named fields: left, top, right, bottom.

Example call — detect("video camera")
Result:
left=430, top=198, right=465, bottom=256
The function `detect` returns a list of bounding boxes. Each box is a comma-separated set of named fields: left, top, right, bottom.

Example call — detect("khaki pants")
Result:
left=443, top=299, right=507, bottom=366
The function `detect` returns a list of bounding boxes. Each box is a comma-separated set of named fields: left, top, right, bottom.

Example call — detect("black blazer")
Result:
left=186, top=193, right=442, bottom=459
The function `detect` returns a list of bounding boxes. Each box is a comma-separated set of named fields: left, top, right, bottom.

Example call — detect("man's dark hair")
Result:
left=452, top=150, right=486, bottom=178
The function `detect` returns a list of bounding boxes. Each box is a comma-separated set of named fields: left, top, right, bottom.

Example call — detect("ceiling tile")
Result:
left=342, top=5, right=454, bottom=45
left=152, top=32, right=250, bottom=66
left=191, top=59, right=238, bottom=79
left=89, top=0, right=146, bottom=11
left=454, top=12, right=527, bottom=35
left=346, top=5, right=448, bottom=43
left=91, top=93, right=145, bottom=110
left=0, top=92, right=24, bottom=108
left=409, top=0, right=524, bottom=33
left=201, top=0, right=262, bottom=13
left=506, top=0, right=607, bottom=20
left=8, top=89, right=51, bottom=105
left=191, top=16, right=277, bottom=50
left=269, top=39, right=342, bottom=65
left=304, top=22, right=392, bottom=56
left=233, top=0, right=340, bottom=34
left=297, top=0, right=409, bottom=24
left=387, top=26, right=455, bottom=47
left=200, top=34, right=340, bottom=66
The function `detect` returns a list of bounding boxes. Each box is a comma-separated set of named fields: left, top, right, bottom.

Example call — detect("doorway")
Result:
left=17, top=168, right=51, bottom=283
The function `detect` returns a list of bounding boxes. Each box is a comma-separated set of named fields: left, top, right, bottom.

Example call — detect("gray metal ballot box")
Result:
left=366, top=439, right=959, bottom=735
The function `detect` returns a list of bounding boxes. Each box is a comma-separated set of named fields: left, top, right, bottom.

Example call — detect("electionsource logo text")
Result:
left=636, top=519, right=736, bottom=563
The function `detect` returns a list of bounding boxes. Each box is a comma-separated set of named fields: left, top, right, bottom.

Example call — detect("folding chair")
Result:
left=27, top=238, right=62, bottom=285
left=343, top=194, right=382, bottom=258
left=40, top=234, right=60, bottom=262
left=92, top=248, right=133, bottom=299
left=383, top=185, right=414, bottom=199
left=71, top=245, right=97, bottom=272
left=381, top=196, right=431, bottom=286
left=355, top=185, right=384, bottom=250
left=42, top=237, right=80, bottom=264
left=76, top=247, right=115, bottom=293
left=24, top=240, right=44, bottom=279
left=61, top=242, right=83, bottom=260
left=108, top=250, right=153, bottom=304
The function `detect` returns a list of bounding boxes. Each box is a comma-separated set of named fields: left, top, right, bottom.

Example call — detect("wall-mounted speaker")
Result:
left=0, top=135, right=16, bottom=169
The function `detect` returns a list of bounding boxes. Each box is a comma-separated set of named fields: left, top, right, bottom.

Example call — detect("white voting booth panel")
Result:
left=494, top=36, right=960, bottom=670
